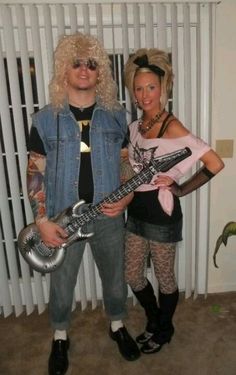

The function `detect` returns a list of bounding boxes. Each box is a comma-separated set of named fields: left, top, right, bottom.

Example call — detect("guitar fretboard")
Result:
left=69, top=166, right=154, bottom=231
left=66, top=146, right=191, bottom=234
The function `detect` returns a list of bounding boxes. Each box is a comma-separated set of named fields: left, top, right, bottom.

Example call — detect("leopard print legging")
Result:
left=125, top=231, right=177, bottom=294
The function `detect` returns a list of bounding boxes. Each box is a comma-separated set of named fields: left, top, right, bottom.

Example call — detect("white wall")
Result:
left=208, top=0, right=236, bottom=292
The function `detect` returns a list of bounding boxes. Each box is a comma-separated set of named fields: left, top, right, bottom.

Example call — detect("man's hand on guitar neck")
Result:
left=101, top=193, right=134, bottom=218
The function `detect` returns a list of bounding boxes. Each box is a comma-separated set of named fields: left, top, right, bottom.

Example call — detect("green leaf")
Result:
left=213, top=221, right=236, bottom=268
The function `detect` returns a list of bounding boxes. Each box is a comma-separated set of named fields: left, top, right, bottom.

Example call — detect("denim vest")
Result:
left=32, top=102, right=127, bottom=217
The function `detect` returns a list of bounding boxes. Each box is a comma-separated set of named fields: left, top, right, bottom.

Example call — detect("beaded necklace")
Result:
left=138, top=108, right=165, bottom=135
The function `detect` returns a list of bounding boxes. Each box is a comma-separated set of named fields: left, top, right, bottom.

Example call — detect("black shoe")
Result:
left=141, top=338, right=163, bottom=354
left=48, top=338, right=70, bottom=375
left=136, top=330, right=154, bottom=344
left=141, top=335, right=171, bottom=354
left=109, top=326, right=140, bottom=361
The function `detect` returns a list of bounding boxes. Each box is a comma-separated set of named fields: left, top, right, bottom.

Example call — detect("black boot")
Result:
left=132, top=280, right=160, bottom=344
left=141, top=289, right=179, bottom=354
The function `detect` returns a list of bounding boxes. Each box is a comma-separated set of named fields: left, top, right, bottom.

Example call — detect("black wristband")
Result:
left=202, top=167, right=215, bottom=180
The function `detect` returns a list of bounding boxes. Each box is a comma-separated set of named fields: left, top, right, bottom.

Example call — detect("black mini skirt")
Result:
left=126, top=215, right=183, bottom=243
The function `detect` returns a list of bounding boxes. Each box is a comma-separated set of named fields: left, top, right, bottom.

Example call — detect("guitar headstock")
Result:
left=149, top=147, right=192, bottom=173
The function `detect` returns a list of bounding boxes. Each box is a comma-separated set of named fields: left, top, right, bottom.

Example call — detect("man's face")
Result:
left=65, top=58, right=99, bottom=92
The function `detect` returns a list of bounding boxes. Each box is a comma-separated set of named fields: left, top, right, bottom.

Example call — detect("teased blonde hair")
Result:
left=49, top=32, right=120, bottom=110
left=124, top=48, right=174, bottom=110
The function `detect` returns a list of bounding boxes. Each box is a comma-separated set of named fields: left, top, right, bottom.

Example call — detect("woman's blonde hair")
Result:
left=49, top=32, right=120, bottom=110
left=124, top=48, right=174, bottom=110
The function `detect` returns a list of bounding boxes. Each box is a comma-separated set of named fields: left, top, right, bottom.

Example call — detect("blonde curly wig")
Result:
left=49, top=32, right=120, bottom=110
left=124, top=48, right=174, bottom=110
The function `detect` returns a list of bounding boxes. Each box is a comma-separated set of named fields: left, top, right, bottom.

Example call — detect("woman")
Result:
left=123, top=49, right=224, bottom=354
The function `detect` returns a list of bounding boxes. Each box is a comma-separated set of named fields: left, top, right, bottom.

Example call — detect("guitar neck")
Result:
left=74, top=165, right=154, bottom=227
left=73, top=146, right=191, bottom=228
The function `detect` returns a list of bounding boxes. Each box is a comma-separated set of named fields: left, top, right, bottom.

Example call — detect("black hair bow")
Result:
left=133, top=54, right=165, bottom=77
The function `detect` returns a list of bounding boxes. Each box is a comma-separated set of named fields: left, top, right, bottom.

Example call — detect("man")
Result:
left=27, top=32, right=140, bottom=375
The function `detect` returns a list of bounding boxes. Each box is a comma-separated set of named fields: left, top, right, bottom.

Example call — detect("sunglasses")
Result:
left=72, top=58, right=98, bottom=71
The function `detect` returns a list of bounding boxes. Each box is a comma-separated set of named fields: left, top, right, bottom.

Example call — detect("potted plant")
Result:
left=213, top=222, right=236, bottom=267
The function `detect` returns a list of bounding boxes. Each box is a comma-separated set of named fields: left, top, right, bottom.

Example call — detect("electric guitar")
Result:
left=18, top=147, right=191, bottom=273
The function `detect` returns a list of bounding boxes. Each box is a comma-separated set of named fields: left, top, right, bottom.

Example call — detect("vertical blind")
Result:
left=0, top=1, right=217, bottom=317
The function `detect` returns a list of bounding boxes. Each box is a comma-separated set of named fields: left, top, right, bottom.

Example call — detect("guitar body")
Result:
left=18, top=200, right=93, bottom=273
left=18, top=147, right=191, bottom=273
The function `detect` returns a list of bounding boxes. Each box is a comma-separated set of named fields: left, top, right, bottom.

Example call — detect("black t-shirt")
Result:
left=70, top=104, right=95, bottom=203
left=28, top=104, right=95, bottom=203
left=128, top=190, right=182, bottom=225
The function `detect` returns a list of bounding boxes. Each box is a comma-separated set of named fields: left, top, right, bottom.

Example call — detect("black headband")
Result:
left=133, top=54, right=165, bottom=77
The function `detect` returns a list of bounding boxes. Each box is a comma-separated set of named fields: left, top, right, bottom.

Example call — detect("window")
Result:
left=0, top=1, right=217, bottom=316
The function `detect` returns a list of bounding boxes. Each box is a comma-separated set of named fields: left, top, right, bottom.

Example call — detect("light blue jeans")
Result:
left=49, top=215, right=128, bottom=330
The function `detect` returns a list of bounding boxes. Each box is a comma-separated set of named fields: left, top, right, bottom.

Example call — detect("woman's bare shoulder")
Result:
left=165, top=117, right=190, bottom=138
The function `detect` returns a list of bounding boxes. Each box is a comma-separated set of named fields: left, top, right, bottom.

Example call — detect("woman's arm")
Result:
left=170, top=149, right=224, bottom=197
left=120, top=147, right=135, bottom=184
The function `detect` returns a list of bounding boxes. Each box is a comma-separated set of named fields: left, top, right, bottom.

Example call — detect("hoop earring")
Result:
left=135, top=99, right=142, bottom=110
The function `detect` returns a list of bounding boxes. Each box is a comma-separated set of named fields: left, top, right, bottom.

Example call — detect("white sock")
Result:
left=54, top=330, right=67, bottom=341
left=111, top=320, right=123, bottom=332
